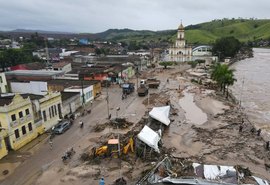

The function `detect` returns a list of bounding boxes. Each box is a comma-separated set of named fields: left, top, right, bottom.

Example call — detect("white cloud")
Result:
left=0, top=0, right=269, bottom=32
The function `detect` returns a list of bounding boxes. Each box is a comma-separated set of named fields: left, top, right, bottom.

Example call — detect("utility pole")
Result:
left=106, top=80, right=110, bottom=118
left=116, top=107, right=121, bottom=179
left=136, top=65, right=139, bottom=90
left=239, top=76, right=245, bottom=110
left=147, top=88, right=150, bottom=107
left=44, top=38, right=50, bottom=66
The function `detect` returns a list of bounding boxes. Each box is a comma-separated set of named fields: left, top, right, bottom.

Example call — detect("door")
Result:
left=4, top=137, right=12, bottom=151
left=57, top=103, right=63, bottom=119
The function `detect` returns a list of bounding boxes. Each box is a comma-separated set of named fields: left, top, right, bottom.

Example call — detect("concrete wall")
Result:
left=0, top=73, right=8, bottom=93
left=11, top=81, right=48, bottom=95
left=62, top=94, right=81, bottom=117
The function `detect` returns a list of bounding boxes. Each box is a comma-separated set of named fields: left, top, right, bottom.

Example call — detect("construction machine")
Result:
left=123, top=138, right=134, bottom=154
left=90, top=138, right=134, bottom=158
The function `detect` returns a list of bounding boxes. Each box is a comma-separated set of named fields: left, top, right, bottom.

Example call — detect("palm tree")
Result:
left=210, top=63, right=236, bottom=98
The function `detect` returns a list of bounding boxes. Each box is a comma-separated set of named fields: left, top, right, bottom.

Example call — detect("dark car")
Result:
left=52, top=120, right=71, bottom=134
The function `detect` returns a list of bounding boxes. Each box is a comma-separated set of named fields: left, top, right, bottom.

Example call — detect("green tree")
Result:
left=159, top=61, right=175, bottom=69
left=0, top=48, right=34, bottom=71
left=212, top=36, right=241, bottom=61
left=210, top=63, right=236, bottom=97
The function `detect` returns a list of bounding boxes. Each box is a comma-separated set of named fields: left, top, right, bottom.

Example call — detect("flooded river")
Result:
left=231, top=48, right=270, bottom=134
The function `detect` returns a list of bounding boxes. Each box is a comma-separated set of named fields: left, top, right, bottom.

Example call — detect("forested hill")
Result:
left=89, top=19, right=270, bottom=44
left=1, top=19, right=270, bottom=45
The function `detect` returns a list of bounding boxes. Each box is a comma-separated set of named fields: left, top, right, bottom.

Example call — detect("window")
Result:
left=43, top=110, right=47, bottom=122
left=49, top=107, right=52, bottom=118
left=25, top=109, right=30, bottom=115
left=22, top=126, right=26, bottom=135
left=19, top=111, right=23, bottom=118
left=11, top=114, right=16, bottom=121
left=54, top=105, right=57, bottom=115
left=28, top=123, right=32, bottom=131
left=15, top=129, right=20, bottom=139
left=51, top=106, right=55, bottom=117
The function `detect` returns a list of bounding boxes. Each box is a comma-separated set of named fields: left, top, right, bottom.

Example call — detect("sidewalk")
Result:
left=0, top=133, right=49, bottom=181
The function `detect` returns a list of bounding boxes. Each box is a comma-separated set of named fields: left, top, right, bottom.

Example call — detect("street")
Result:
left=0, top=84, right=147, bottom=185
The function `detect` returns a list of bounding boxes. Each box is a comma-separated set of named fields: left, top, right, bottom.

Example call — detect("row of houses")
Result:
left=0, top=71, right=102, bottom=159
left=0, top=57, right=139, bottom=159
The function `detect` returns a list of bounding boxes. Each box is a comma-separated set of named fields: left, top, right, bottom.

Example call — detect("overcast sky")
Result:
left=0, top=0, right=269, bottom=33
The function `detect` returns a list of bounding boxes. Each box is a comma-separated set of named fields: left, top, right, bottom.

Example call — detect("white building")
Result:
left=192, top=45, right=212, bottom=56
left=10, top=81, right=48, bottom=96
left=0, top=73, right=8, bottom=93
left=167, top=23, right=192, bottom=62
left=64, top=85, right=93, bottom=105
left=192, top=45, right=218, bottom=65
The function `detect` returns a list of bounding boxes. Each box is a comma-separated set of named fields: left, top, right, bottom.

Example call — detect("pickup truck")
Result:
left=122, top=83, right=135, bottom=94
left=137, top=84, right=148, bottom=96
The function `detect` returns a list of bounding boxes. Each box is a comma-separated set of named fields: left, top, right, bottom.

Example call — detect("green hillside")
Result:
left=94, top=19, right=270, bottom=45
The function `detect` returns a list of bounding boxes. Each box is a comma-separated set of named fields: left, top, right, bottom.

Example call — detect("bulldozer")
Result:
left=90, top=138, right=134, bottom=158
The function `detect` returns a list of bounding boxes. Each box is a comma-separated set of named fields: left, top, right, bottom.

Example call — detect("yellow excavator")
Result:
left=90, top=138, right=134, bottom=158
left=123, top=138, right=134, bottom=154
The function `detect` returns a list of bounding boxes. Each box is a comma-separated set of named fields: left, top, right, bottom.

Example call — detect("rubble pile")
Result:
left=142, top=93, right=170, bottom=106
left=110, top=118, right=134, bottom=129
left=93, top=118, right=134, bottom=132
left=137, top=156, right=268, bottom=185
left=192, top=121, right=269, bottom=165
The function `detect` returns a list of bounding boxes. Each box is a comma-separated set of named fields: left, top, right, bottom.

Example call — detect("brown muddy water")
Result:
left=231, top=48, right=270, bottom=139
left=179, top=89, right=207, bottom=125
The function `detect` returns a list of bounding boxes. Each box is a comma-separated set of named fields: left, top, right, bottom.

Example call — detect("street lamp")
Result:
left=106, top=79, right=110, bottom=119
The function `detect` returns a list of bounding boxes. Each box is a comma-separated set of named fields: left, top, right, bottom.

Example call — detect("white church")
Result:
left=167, top=23, right=193, bottom=62
left=162, top=22, right=217, bottom=63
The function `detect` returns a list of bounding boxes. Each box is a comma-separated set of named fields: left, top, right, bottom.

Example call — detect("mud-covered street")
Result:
left=1, top=64, right=269, bottom=185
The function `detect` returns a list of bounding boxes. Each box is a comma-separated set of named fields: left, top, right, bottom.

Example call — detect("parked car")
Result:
left=52, top=120, right=71, bottom=134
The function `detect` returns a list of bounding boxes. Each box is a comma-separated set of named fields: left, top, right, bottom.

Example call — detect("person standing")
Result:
left=239, top=124, right=243, bottom=133
left=257, top=129, right=262, bottom=136
left=49, top=139, right=53, bottom=150
left=266, top=141, right=270, bottom=151
left=99, top=177, right=105, bottom=185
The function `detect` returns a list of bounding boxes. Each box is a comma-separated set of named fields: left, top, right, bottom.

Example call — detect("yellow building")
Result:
left=0, top=129, right=8, bottom=159
left=38, top=92, right=62, bottom=132
left=91, top=81, right=101, bottom=98
left=0, top=94, right=38, bottom=157
left=23, top=92, right=62, bottom=133
left=0, top=92, right=63, bottom=159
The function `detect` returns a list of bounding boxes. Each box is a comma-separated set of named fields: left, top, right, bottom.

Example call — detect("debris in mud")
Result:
left=2, top=170, right=9, bottom=175
left=137, top=156, right=269, bottom=185
left=142, top=93, right=170, bottom=106
left=110, top=118, right=133, bottom=129
left=93, top=118, right=134, bottom=132
left=113, top=177, right=127, bottom=185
